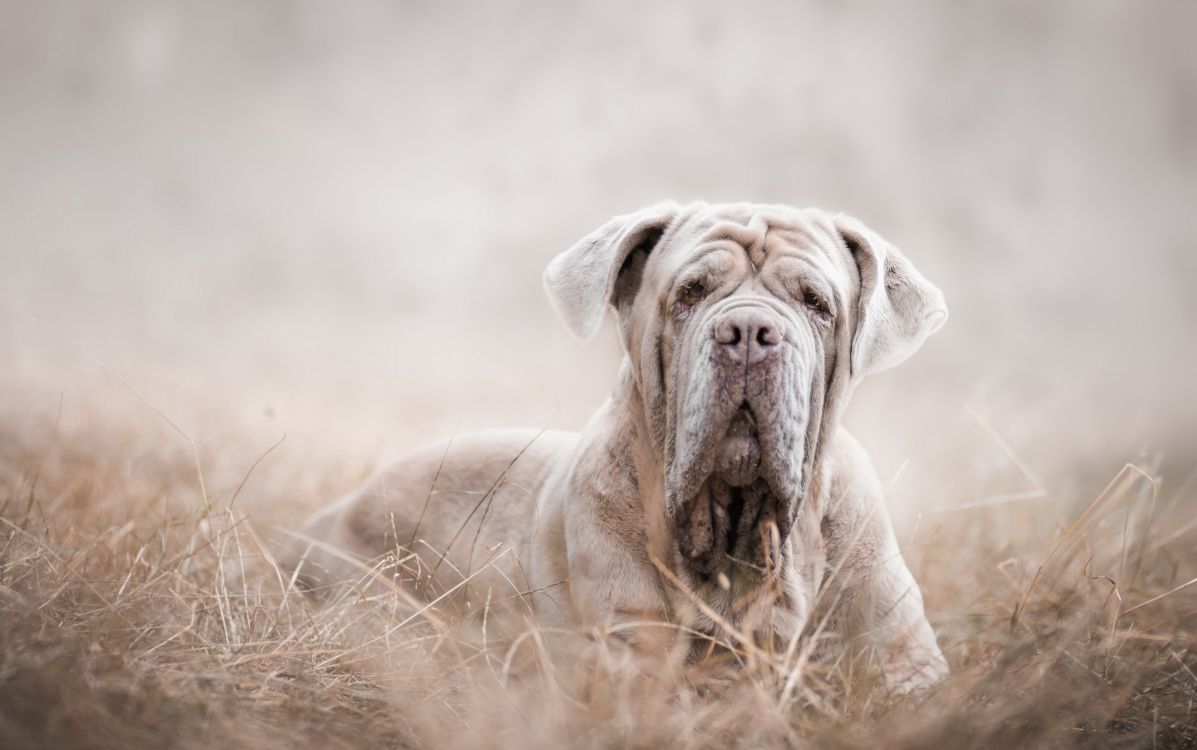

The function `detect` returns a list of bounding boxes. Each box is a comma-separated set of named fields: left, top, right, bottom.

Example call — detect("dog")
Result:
left=287, top=201, right=950, bottom=692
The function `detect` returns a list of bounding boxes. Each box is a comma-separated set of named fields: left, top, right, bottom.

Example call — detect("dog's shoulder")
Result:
left=816, top=428, right=892, bottom=568
left=549, top=401, right=658, bottom=555
left=822, top=429, right=883, bottom=503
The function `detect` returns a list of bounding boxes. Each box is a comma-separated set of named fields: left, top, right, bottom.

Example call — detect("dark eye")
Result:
left=676, top=280, right=707, bottom=312
left=803, top=290, right=831, bottom=319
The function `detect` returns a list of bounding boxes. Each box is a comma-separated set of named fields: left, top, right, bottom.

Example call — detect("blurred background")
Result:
left=2, top=0, right=1194, bottom=519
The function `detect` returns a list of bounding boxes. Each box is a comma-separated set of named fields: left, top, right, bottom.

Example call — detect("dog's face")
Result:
left=545, top=202, right=946, bottom=589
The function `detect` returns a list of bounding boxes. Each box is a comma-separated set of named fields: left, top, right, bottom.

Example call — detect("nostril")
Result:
left=756, top=326, right=778, bottom=347
left=715, top=320, right=743, bottom=347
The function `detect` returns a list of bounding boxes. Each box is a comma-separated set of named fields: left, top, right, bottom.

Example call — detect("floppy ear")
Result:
left=543, top=202, right=680, bottom=339
left=835, top=214, right=948, bottom=377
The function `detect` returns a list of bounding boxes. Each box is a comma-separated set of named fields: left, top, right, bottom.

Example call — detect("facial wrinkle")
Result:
left=745, top=212, right=771, bottom=271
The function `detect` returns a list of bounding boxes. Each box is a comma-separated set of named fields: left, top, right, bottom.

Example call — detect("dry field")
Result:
left=3, top=3, right=1196, bottom=748
left=1, top=375, right=1194, bottom=750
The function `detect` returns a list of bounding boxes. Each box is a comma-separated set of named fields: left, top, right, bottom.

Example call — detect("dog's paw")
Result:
left=882, top=651, right=949, bottom=697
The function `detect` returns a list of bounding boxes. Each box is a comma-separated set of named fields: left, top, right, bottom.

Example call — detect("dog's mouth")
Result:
left=675, top=402, right=784, bottom=585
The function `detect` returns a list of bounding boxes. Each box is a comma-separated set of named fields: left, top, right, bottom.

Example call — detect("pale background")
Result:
left=3, top=0, right=1194, bottom=519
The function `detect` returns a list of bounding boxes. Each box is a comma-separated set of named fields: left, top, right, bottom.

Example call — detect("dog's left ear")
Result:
left=834, top=215, right=948, bottom=377
left=543, top=202, right=680, bottom=339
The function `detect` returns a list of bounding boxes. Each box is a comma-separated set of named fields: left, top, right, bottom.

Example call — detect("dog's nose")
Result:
left=714, top=309, right=780, bottom=365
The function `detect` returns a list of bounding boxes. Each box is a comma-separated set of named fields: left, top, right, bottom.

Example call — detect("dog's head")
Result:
left=544, top=202, right=946, bottom=589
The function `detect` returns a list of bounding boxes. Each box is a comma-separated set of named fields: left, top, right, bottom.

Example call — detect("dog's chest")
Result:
left=671, top=510, right=827, bottom=642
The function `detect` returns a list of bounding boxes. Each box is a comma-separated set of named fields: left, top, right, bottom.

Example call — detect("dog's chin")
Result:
left=713, top=406, right=762, bottom=487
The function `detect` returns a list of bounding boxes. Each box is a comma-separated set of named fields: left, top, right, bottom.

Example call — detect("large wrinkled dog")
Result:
left=289, top=201, right=949, bottom=691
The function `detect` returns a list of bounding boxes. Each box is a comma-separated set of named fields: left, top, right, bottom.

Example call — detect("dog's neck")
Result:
left=601, top=359, right=672, bottom=556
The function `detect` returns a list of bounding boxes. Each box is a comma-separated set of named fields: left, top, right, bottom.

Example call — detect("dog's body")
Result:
left=289, top=202, right=950, bottom=692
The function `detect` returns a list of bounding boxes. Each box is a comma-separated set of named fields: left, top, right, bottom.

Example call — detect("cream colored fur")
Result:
left=286, top=201, right=949, bottom=693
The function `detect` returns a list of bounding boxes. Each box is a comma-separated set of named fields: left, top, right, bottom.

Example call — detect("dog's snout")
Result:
left=714, top=309, right=780, bottom=365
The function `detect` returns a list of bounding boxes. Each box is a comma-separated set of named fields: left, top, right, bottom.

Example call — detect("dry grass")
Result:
left=1, top=387, right=1195, bottom=750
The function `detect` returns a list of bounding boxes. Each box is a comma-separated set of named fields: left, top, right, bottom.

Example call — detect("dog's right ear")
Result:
left=543, top=202, right=680, bottom=339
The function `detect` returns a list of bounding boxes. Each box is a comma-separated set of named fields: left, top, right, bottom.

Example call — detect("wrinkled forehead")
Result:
left=654, top=203, right=854, bottom=287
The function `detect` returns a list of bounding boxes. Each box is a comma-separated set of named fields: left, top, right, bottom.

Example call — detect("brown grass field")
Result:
left=1, top=376, right=1194, bottom=750
left=3, top=3, right=1196, bottom=748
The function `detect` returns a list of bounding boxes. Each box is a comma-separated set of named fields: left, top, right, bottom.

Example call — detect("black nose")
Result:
left=714, top=309, right=780, bottom=365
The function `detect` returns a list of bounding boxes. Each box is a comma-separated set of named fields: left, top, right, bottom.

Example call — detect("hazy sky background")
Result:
left=2, top=0, right=1194, bottom=516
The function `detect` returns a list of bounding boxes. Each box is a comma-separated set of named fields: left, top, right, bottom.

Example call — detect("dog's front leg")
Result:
left=563, top=518, right=685, bottom=660
left=820, top=447, right=949, bottom=694
left=856, top=514, right=949, bottom=694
